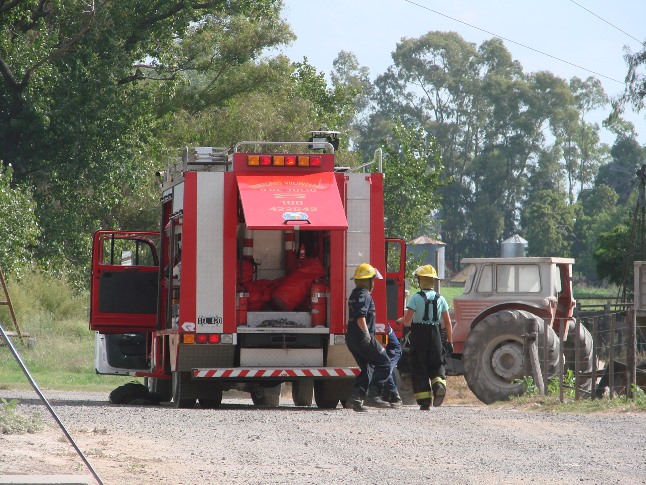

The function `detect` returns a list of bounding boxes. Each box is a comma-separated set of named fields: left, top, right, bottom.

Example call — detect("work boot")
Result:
left=388, top=391, right=403, bottom=408
left=364, top=386, right=391, bottom=408
left=419, top=404, right=431, bottom=411
left=347, top=389, right=369, bottom=412
left=432, top=381, right=446, bottom=407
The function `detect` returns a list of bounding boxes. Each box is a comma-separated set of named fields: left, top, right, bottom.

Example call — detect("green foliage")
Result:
left=514, top=376, right=539, bottom=396
left=0, top=166, right=40, bottom=277
left=547, top=369, right=576, bottom=398
left=593, top=222, right=631, bottom=286
left=0, top=399, right=43, bottom=435
left=382, top=121, right=446, bottom=240
left=522, top=190, right=574, bottom=257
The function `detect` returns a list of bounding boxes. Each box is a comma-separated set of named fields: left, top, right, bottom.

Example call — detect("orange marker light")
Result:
left=247, top=155, right=260, bottom=166
left=298, top=156, right=309, bottom=167
left=183, top=334, right=195, bottom=344
left=273, top=155, right=285, bottom=166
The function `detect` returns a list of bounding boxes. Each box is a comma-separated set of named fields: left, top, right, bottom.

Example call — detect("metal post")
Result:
left=627, top=308, right=637, bottom=399
left=559, top=320, right=565, bottom=403
left=592, top=317, right=598, bottom=400
left=575, top=317, right=581, bottom=401
left=609, top=313, right=615, bottom=399
left=523, top=317, right=544, bottom=395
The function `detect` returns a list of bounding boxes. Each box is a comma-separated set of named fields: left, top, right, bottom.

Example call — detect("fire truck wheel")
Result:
left=145, top=377, right=172, bottom=403
left=313, top=381, right=340, bottom=409
left=463, top=310, right=559, bottom=404
left=198, top=390, right=223, bottom=409
left=251, top=384, right=281, bottom=407
left=172, top=371, right=196, bottom=409
left=563, top=321, right=594, bottom=392
left=291, top=380, right=314, bottom=407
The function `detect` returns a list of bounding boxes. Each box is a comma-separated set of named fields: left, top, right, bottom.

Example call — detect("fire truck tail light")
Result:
left=310, top=156, right=321, bottom=167
left=260, top=155, right=272, bottom=166
left=183, top=334, right=195, bottom=344
left=208, top=334, right=220, bottom=344
left=285, top=155, right=296, bottom=166
left=196, top=334, right=208, bottom=344
left=244, top=154, right=324, bottom=168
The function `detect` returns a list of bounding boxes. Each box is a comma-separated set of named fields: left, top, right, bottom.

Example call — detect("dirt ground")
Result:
left=1, top=378, right=645, bottom=485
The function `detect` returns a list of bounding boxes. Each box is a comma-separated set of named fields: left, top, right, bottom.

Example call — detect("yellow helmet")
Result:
left=353, top=263, right=383, bottom=280
left=413, top=264, right=440, bottom=279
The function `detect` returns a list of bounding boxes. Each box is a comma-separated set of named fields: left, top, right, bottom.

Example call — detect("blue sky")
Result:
left=277, top=0, right=646, bottom=146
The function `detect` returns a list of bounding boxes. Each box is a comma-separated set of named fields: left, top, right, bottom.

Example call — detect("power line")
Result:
left=570, top=0, right=645, bottom=47
left=402, top=0, right=625, bottom=85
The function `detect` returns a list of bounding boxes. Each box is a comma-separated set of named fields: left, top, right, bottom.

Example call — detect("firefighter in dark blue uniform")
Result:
left=382, top=324, right=403, bottom=407
left=346, top=263, right=392, bottom=412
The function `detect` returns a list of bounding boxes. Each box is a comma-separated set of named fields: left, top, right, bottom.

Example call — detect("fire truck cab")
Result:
left=90, top=135, right=407, bottom=408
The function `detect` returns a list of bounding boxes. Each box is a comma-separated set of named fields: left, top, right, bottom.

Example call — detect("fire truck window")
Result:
left=386, top=242, right=402, bottom=273
left=101, top=238, right=157, bottom=267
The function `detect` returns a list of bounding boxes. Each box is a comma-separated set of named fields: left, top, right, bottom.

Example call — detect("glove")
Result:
left=361, top=330, right=371, bottom=346
left=445, top=342, right=454, bottom=356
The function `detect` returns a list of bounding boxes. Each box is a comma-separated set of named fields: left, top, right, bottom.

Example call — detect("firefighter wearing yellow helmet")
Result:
left=345, top=263, right=393, bottom=412
left=396, top=264, right=453, bottom=409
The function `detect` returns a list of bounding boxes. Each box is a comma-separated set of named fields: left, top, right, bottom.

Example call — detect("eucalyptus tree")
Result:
left=363, top=31, right=579, bottom=266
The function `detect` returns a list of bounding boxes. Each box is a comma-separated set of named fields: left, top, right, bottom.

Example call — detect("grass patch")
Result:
left=0, top=398, right=43, bottom=434
left=0, top=271, right=141, bottom=392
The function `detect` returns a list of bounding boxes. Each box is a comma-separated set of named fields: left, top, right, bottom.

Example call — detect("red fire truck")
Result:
left=90, top=133, right=407, bottom=408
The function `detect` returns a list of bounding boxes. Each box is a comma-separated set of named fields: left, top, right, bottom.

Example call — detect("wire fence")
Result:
left=534, top=306, right=646, bottom=402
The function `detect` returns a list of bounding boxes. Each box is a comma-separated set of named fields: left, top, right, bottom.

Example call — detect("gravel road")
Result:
left=1, top=389, right=644, bottom=485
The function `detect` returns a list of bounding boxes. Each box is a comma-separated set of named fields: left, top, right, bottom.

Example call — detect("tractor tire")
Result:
left=463, top=310, right=559, bottom=404
left=291, top=380, right=314, bottom=407
left=172, top=371, right=196, bottom=409
left=564, top=321, right=594, bottom=393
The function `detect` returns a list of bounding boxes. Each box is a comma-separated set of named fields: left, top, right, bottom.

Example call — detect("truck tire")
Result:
left=313, top=381, right=340, bottom=409
left=172, top=371, right=196, bottom=409
left=463, top=310, right=559, bottom=404
left=564, top=321, right=594, bottom=392
left=292, top=380, right=314, bottom=407
left=199, top=389, right=223, bottom=409
left=251, top=384, right=281, bottom=407
left=145, top=377, right=172, bottom=403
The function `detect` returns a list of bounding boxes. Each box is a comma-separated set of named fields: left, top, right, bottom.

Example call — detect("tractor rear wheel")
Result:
left=564, top=321, right=594, bottom=392
left=463, top=310, right=559, bottom=404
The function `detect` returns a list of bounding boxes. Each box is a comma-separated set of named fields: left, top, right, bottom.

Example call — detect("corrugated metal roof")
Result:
left=409, top=236, right=446, bottom=245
